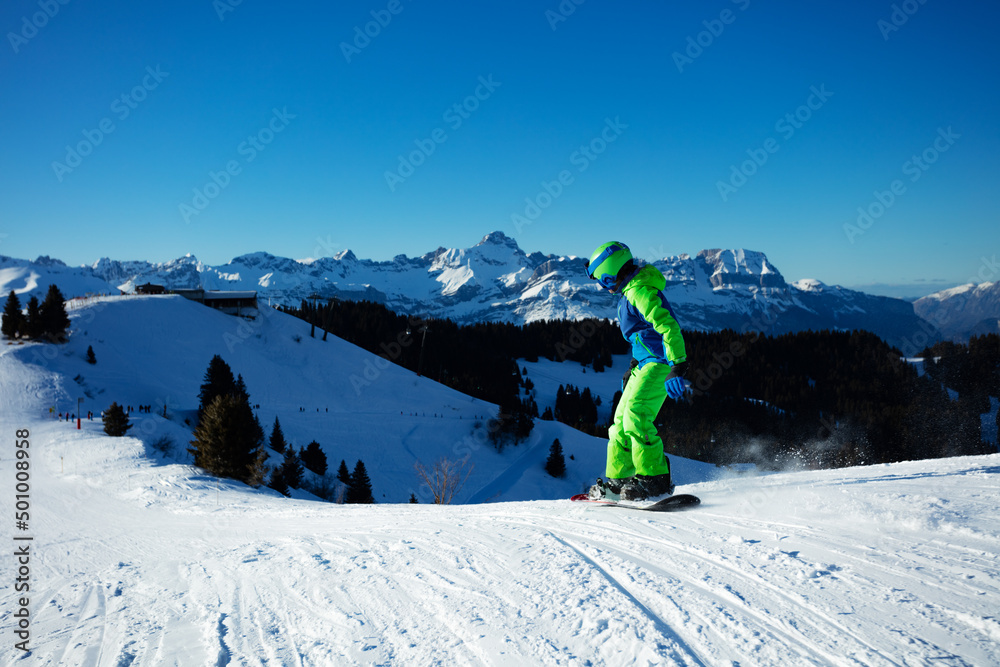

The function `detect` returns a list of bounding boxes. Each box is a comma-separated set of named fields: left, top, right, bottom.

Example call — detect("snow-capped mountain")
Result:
left=914, top=281, right=1000, bottom=341
left=644, top=248, right=936, bottom=350
left=0, top=232, right=946, bottom=348
left=0, top=254, right=120, bottom=299
left=91, top=254, right=206, bottom=290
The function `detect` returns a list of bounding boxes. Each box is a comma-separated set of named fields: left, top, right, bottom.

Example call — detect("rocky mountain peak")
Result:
left=696, top=248, right=787, bottom=289
left=475, top=231, right=521, bottom=249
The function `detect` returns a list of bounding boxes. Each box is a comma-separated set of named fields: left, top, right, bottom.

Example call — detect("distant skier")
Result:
left=585, top=242, right=688, bottom=501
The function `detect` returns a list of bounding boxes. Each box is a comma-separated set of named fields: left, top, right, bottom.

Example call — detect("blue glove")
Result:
left=665, top=376, right=686, bottom=400
left=664, top=361, right=688, bottom=400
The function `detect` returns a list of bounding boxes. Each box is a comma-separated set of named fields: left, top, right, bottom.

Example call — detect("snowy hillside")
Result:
left=2, top=232, right=942, bottom=349
left=2, top=329, right=999, bottom=664
left=11, top=294, right=650, bottom=504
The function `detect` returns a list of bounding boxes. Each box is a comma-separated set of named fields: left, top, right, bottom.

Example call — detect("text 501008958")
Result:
left=13, top=428, right=32, bottom=653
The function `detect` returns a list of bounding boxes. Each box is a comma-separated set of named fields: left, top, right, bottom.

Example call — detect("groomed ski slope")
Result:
left=0, top=298, right=998, bottom=666
left=3, top=408, right=999, bottom=666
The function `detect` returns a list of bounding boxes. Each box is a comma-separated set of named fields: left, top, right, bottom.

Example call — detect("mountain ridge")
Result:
left=914, top=281, right=1000, bottom=341
left=0, top=231, right=977, bottom=348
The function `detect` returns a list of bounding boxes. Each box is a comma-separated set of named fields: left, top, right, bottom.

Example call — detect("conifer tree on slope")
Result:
left=198, top=355, right=236, bottom=418
left=189, top=393, right=266, bottom=485
left=332, top=459, right=352, bottom=503
left=268, top=468, right=290, bottom=497
left=234, top=374, right=251, bottom=407
left=39, top=284, right=70, bottom=341
left=236, top=374, right=266, bottom=451
left=24, top=297, right=44, bottom=340
left=236, top=382, right=267, bottom=487
left=1, top=291, right=25, bottom=339
left=251, top=412, right=265, bottom=454
left=301, top=440, right=328, bottom=475
left=545, top=438, right=566, bottom=478
left=336, top=459, right=351, bottom=486
left=278, top=447, right=304, bottom=489
left=269, top=416, right=287, bottom=453
left=103, top=402, right=132, bottom=437
left=346, top=460, right=375, bottom=504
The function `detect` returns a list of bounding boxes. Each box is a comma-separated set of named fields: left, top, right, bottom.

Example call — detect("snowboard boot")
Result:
left=588, top=477, right=629, bottom=500
left=619, top=473, right=674, bottom=502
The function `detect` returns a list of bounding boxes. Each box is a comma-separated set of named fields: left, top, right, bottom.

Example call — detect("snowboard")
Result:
left=570, top=493, right=701, bottom=512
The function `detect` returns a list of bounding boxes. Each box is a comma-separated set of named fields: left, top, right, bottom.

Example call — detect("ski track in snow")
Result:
left=5, top=419, right=999, bottom=667
left=2, top=310, right=1000, bottom=665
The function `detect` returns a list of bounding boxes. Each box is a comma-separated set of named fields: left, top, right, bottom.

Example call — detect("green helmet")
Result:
left=586, top=242, right=633, bottom=290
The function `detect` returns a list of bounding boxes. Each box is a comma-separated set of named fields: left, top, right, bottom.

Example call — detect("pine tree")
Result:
left=278, top=447, right=304, bottom=489
left=236, top=384, right=267, bottom=487
left=545, top=438, right=566, bottom=478
left=269, top=416, right=286, bottom=453
left=346, top=460, right=374, bottom=504
left=86, top=345, right=97, bottom=364
left=39, top=284, right=70, bottom=341
left=516, top=410, right=534, bottom=441
left=581, top=387, right=597, bottom=424
left=103, top=402, right=132, bottom=437
left=2, top=291, right=24, bottom=339
left=268, top=468, right=289, bottom=496
left=301, top=440, right=328, bottom=475
left=336, top=459, right=351, bottom=486
left=409, top=493, right=419, bottom=503
left=190, top=393, right=239, bottom=477
left=250, top=413, right=265, bottom=453
left=24, top=297, right=42, bottom=339
left=189, top=393, right=266, bottom=485
left=234, top=374, right=250, bottom=402
left=245, top=444, right=268, bottom=488
left=197, top=355, right=236, bottom=418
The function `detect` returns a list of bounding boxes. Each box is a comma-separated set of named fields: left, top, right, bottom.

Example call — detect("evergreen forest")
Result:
left=284, top=299, right=999, bottom=470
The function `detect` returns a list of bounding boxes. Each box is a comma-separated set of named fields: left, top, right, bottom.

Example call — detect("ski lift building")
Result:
left=173, top=289, right=258, bottom=316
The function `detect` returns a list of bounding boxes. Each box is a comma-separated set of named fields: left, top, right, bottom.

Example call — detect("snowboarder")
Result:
left=585, top=241, right=688, bottom=501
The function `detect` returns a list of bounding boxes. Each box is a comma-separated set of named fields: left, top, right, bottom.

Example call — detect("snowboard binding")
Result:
left=587, top=477, right=625, bottom=501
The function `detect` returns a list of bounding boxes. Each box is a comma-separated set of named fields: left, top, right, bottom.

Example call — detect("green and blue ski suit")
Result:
left=607, top=264, right=687, bottom=480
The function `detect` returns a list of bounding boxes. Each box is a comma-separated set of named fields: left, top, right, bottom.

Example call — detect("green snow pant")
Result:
left=606, top=362, right=670, bottom=479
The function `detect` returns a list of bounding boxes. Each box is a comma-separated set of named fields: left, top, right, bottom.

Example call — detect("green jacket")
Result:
left=618, top=265, right=687, bottom=367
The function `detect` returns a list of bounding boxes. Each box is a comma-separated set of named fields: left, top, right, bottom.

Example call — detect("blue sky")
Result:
left=2, top=0, right=997, bottom=297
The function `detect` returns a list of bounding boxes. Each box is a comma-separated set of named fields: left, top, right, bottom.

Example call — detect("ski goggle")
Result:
left=586, top=244, right=625, bottom=288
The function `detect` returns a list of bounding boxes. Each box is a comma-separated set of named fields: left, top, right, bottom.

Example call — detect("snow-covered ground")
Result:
left=1, top=298, right=999, bottom=665
left=22, top=294, right=647, bottom=504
